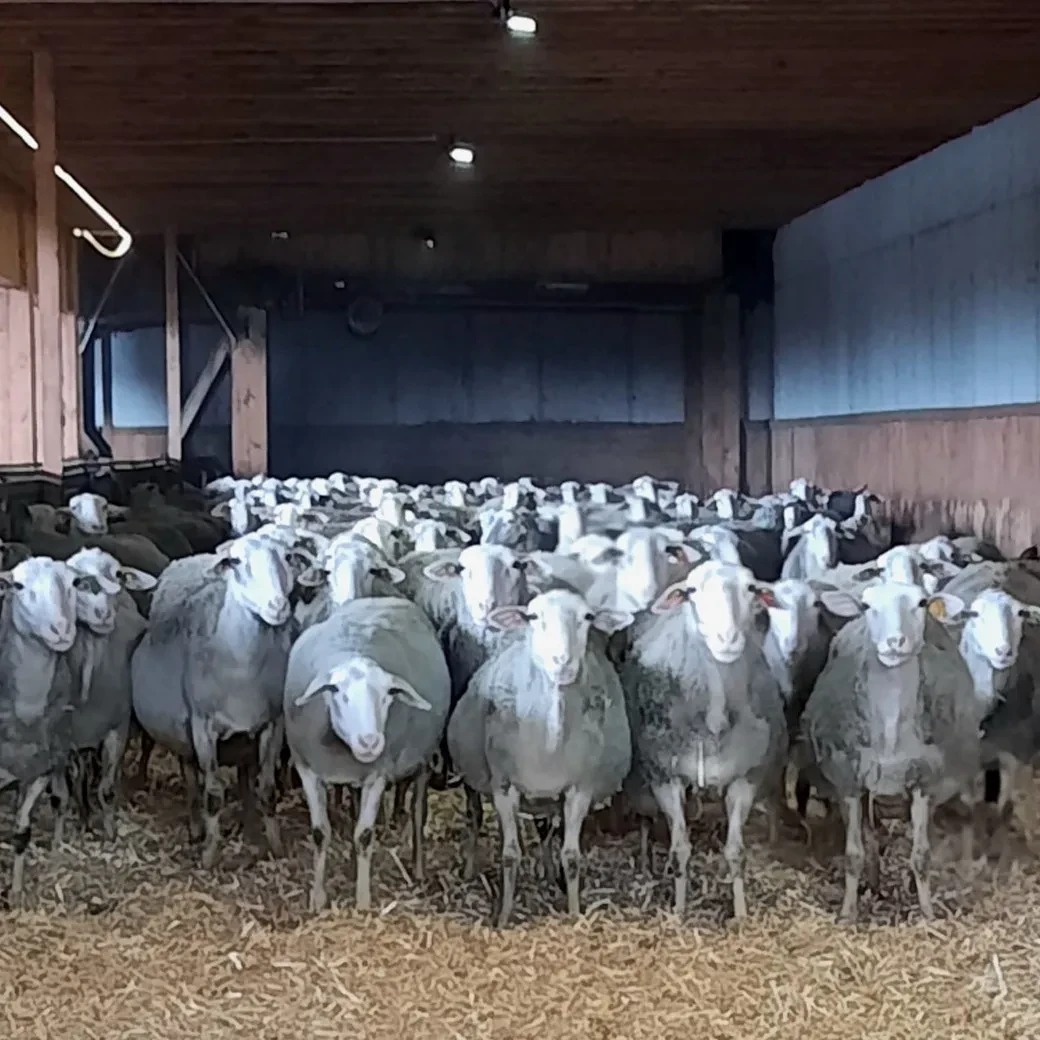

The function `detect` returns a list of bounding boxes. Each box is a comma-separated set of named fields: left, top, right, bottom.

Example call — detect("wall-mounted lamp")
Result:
left=0, top=101, right=133, bottom=259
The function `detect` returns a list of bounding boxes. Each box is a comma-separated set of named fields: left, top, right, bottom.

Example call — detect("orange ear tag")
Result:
left=927, top=599, right=947, bottom=620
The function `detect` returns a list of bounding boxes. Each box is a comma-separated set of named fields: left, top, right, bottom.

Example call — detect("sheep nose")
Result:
left=356, top=734, right=381, bottom=752
left=995, top=645, right=1011, bottom=659
left=887, top=635, right=908, bottom=650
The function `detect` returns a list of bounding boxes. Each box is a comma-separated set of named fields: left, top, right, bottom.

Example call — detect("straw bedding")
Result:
left=0, top=750, right=1037, bottom=1040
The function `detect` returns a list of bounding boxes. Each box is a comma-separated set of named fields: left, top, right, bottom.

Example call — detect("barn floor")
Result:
left=1, top=755, right=1038, bottom=1040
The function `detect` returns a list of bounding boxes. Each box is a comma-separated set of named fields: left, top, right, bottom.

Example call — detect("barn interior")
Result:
left=1, top=3, right=1040, bottom=1037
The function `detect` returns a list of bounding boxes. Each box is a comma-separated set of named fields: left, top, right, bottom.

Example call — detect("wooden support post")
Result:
left=164, top=228, right=182, bottom=460
left=32, top=50, right=62, bottom=475
left=231, top=306, right=268, bottom=477
left=100, top=331, right=114, bottom=438
left=683, top=308, right=704, bottom=493
left=696, top=287, right=742, bottom=492
left=742, top=300, right=773, bottom=496
left=61, top=236, right=81, bottom=460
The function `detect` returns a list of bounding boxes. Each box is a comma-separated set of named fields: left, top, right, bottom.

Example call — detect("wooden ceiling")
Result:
left=1, top=1, right=1039, bottom=237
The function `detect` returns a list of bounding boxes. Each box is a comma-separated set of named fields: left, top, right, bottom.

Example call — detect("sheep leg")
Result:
left=909, top=788, right=934, bottom=920
left=992, top=754, right=1020, bottom=874
left=50, top=768, right=71, bottom=848
left=839, top=795, right=864, bottom=924
left=410, top=766, right=429, bottom=883
left=189, top=715, right=223, bottom=869
left=297, top=764, right=331, bottom=912
left=534, top=816, right=559, bottom=885
left=256, top=718, right=285, bottom=858
left=9, top=776, right=50, bottom=906
left=181, top=761, right=205, bottom=842
left=353, top=773, right=387, bottom=911
left=133, top=729, right=156, bottom=791
left=493, top=784, right=522, bottom=927
left=638, top=816, right=653, bottom=875
left=862, top=795, right=881, bottom=893
left=724, top=778, right=755, bottom=920
left=561, top=789, right=592, bottom=917
left=652, top=779, right=690, bottom=915
left=98, top=726, right=128, bottom=842
left=392, top=780, right=411, bottom=830
left=462, top=785, right=483, bottom=881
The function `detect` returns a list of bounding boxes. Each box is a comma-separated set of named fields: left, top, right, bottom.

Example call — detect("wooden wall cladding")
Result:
left=772, top=408, right=1040, bottom=553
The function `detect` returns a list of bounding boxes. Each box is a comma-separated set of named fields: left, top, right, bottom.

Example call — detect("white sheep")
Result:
left=448, top=589, right=633, bottom=924
left=0, top=558, right=80, bottom=903
left=284, top=597, right=451, bottom=910
left=131, top=533, right=296, bottom=866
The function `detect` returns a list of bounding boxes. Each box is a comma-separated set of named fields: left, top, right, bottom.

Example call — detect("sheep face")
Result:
left=614, top=528, right=677, bottom=614
left=423, top=544, right=527, bottom=626
left=674, top=493, right=699, bottom=521
left=632, top=475, right=657, bottom=504
left=652, top=561, right=766, bottom=665
left=376, top=493, right=412, bottom=528
left=325, top=541, right=403, bottom=605
left=490, top=589, right=632, bottom=687
left=962, top=589, right=1040, bottom=670
left=799, top=514, right=840, bottom=572
left=765, top=580, right=820, bottom=664
left=214, top=537, right=293, bottom=626
left=559, top=481, right=581, bottom=506
left=67, top=492, right=110, bottom=535
left=442, top=480, right=469, bottom=509
left=710, top=488, right=739, bottom=520
left=4, top=557, right=79, bottom=651
left=587, top=482, right=612, bottom=505
left=555, top=503, right=585, bottom=551
left=351, top=517, right=408, bottom=561
left=295, top=656, right=432, bottom=765
left=822, top=582, right=966, bottom=668
left=66, top=546, right=155, bottom=633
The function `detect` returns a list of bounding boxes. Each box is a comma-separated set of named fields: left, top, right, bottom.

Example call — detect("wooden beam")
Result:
left=181, top=337, right=229, bottom=437
left=231, top=306, right=268, bottom=478
left=32, top=49, right=62, bottom=475
left=60, top=235, right=80, bottom=460
left=697, top=287, right=742, bottom=492
left=164, top=227, right=182, bottom=460
left=682, top=307, right=704, bottom=493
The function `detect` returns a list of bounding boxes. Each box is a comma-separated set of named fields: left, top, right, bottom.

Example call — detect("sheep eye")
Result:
left=918, top=598, right=928, bottom=609
left=584, top=612, right=595, bottom=622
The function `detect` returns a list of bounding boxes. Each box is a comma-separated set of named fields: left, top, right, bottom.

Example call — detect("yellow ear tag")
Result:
left=928, top=599, right=947, bottom=620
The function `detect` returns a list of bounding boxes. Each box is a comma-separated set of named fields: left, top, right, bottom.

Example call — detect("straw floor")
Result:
left=0, top=751, right=1038, bottom=1040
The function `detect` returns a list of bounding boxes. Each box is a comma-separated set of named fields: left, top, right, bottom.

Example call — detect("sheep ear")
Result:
left=388, top=675, right=432, bottom=712
left=1018, top=605, right=1040, bottom=624
left=372, top=565, right=406, bottom=585
left=118, top=567, right=157, bottom=591
left=651, top=582, right=688, bottom=615
left=0, top=572, right=23, bottom=593
left=591, top=608, right=634, bottom=635
left=751, top=584, right=777, bottom=608
left=487, top=606, right=532, bottom=631
left=212, top=555, right=238, bottom=575
left=423, top=560, right=461, bottom=582
left=818, top=589, right=863, bottom=618
left=852, top=566, right=882, bottom=582
left=296, top=566, right=328, bottom=588
left=294, top=677, right=337, bottom=707
left=927, top=593, right=965, bottom=622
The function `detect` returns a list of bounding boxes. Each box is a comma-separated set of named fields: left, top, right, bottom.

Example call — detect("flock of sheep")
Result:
left=0, top=468, right=1037, bottom=925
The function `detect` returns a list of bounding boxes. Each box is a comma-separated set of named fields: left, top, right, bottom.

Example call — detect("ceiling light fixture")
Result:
left=0, top=101, right=132, bottom=259
left=449, top=143, right=475, bottom=167
left=493, top=0, right=536, bottom=36
left=506, top=13, right=537, bottom=35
